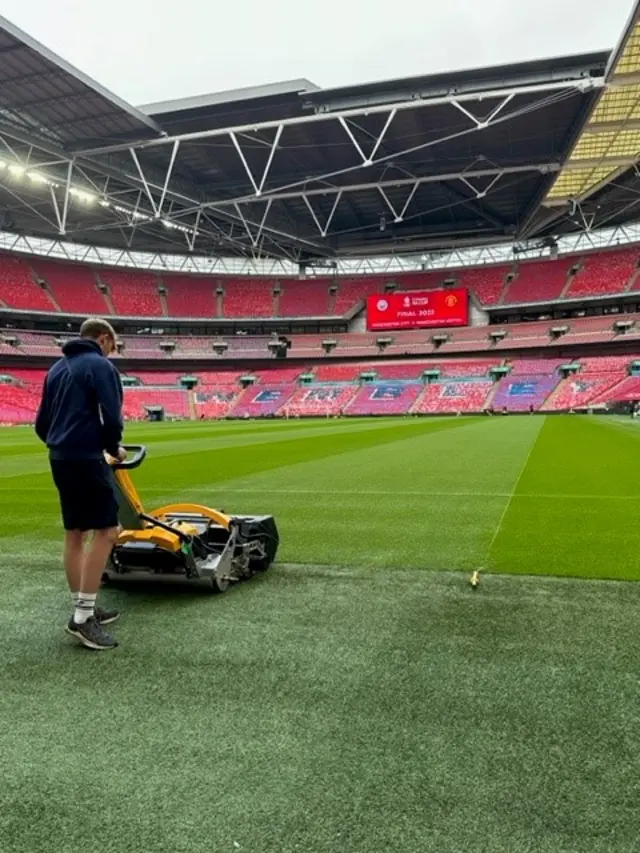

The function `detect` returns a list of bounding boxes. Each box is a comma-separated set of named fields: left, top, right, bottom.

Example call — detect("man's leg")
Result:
left=72, top=527, right=119, bottom=625
left=63, top=529, right=87, bottom=599
left=68, top=526, right=119, bottom=650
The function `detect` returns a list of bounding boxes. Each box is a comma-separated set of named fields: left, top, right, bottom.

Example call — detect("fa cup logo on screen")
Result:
left=403, top=296, right=411, bottom=307
left=376, top=299, right=389, bottom=312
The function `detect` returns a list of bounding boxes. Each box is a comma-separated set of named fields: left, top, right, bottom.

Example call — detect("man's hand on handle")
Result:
left=104, top=447, right=127, bottom=464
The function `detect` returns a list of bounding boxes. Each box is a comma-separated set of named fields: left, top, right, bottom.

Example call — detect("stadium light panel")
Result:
left=69, top=188, right=95, bottom=204
left=590, top=85, right=640, bottom=123
left=8, top=164, right=25, bottom=178
left=27, top=171, right=49, bottom=185
left=614, top=26, right=640, bottom=75
left=545, top=13, right=640, bottom=205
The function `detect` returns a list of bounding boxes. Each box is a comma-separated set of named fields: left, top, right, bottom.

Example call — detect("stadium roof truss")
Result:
left=1, top=5, right=640, bottom=263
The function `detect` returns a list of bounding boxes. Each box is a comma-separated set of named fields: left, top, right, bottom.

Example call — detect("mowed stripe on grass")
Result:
left=490, top=416, right=640, bottom=579
left=165, top=416, right=544, bottom=570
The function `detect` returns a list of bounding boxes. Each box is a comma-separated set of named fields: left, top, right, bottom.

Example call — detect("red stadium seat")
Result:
left=165, top=276, right=216, bottom=318
left=122, top=388, right=190, bottom=419
left=32, top=261, right=109, bottom=315
left=566, top=249, right=640, bottom=298
left=100, top=269, right=162, bottom=317
left=333, top=278, right=383, bottom=314
left=456, top=265, right=511, bottom=306
left=544, top=373, right=624, bottom=410
left=0, top=384, right=42, bottom=422
left=279, top=279, right=329, bottom=317
left=0, top=255, right=55, bottom=312
left=222, top=278, right=274, bottom=318
left=413, top=381, right=493, bottom=413
left=313, top=363, right=363, bottom=381
left=195, top=386, right=240, bottom=418
left=503, top=258, right=572, bottom=304
left=128, top=372, right=184, bottom=385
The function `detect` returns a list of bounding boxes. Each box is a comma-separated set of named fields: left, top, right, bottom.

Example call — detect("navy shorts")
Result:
left=50, top=458, right=119, bottom=532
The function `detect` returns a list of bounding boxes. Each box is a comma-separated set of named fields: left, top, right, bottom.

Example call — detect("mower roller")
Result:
left=103, top=444, right=279, bottom=591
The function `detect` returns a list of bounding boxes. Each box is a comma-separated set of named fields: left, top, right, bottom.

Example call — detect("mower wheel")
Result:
left=252, top=539, right=272, bottom=572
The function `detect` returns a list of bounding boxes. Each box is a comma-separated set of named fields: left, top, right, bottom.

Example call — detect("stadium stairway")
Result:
left=480, top=380, right=501, bottom=411
left=540, top=378, right=567, bottom=411
left=39, top=279, right=62, bottom=312
left=188, top=390, right=197, bottom=420
left=158, top=281, right=169, bottom=317
left=625, top=268, right=640, bottom=292
left=497, top=267, right=516, bottom=305
left=95, top=272, right=116, bottom=314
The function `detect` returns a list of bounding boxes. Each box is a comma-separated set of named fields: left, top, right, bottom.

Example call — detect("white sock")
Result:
left=73, top=594, right=97, bottom=625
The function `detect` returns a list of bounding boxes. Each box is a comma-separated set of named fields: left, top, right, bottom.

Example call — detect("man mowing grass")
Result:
left=35, top=317, right=125, bottom=651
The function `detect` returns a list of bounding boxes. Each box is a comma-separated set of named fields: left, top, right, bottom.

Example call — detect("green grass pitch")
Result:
left=1, top=414, right=639, bottom=852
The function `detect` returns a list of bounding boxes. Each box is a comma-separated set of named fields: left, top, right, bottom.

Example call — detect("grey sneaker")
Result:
left=66, top=616, right=118, bottom=650
left=95, top=605, right=120, bottom=625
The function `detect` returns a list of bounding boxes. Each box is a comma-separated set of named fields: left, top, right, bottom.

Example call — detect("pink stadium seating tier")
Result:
left=413, top=382, right=493, bottom=413
left=543, top=373, right=624, bottom=410
left=2, top=311, right=639, bottom=365
left=121, top=389, right=190, bottom=420
left=194, top=388, right=240, bottom=418
left=230, top=384, right=296, bottom=417
left=1, top=352, right=638, bottom=422
left=591, top=375, right=640, bottom=403
left=283, top=385, right=358, bottom=416
left=347, top=383, right=422, bottom=415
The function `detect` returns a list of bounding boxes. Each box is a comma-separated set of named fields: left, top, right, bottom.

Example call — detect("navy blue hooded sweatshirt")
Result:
left=35, top=338, right=123, bottom=460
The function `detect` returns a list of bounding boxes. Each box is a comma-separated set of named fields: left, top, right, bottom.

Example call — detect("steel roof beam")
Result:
left=134, top=86, right=586, bottom=216
left=0, top=123, right=331, bottom=256
left=71, top=79, right=601, bottom=157
left=175, top=162, right=560, bottom=215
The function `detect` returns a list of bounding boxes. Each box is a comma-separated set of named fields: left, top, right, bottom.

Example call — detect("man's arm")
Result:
left=34, top=377, right=50, bottom=443
left=93, top=360, right=123, bottom=457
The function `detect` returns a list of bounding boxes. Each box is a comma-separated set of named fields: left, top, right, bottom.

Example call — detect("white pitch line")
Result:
left=485, top=423, right=543, bottom=559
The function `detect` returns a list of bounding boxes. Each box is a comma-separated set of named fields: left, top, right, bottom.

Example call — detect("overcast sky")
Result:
left=0, top=0, right=636, bottom=107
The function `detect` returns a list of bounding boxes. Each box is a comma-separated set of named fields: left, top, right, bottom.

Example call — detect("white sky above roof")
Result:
left=0, top=0, right=635, bottom=106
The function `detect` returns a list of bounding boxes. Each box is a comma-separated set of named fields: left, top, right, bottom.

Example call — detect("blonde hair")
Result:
left=80, top=317, right=117, bottom=342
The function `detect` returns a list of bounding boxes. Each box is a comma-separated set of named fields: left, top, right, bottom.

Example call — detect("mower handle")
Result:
left=110, top=444, right=147, bottom=470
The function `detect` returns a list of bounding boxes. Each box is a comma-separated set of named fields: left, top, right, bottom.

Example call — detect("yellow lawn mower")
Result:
left=103, top=445, right=279, bottom=592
